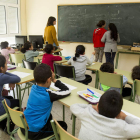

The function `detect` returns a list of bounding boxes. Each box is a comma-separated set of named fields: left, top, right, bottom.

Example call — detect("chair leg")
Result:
left=72, top=114, right=76, bottom=136
left=63, top=105, right=65, bottom=121
left=13, top=89, right=15, bottom=99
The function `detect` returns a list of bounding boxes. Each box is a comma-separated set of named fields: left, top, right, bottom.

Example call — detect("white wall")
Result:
left=25, top=0, right=140, bottom=71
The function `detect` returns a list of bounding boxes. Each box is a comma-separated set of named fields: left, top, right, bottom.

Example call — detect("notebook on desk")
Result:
left=7, top=64, right=16, bottom=70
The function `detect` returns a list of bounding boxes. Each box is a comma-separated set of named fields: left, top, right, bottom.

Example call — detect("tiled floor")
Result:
left=0, top=70, right=96, bottom=140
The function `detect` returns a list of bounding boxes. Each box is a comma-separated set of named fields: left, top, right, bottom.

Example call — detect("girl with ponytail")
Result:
left=20, top=41, right=39, bottom=62
left=68, top=45, right=95, bottom=85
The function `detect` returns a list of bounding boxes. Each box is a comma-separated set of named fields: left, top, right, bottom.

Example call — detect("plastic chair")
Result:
left=2, top=99, right=55, bottom=140
left=54, top=63, right=76, bottom=80
left=9, top=54, right=25, bottom=66
left=51, top=119, right=79, bottom=140
left=132, top=79, right=140, bottom=102
left=22, top=59, right=37, bottom=70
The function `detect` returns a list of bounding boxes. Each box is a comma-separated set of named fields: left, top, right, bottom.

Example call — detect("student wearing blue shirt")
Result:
left=100, top=62, right=131, bottom=97
left=0, top=55, right=21, bottom=132
left=21, top=63, right=71, bottom=140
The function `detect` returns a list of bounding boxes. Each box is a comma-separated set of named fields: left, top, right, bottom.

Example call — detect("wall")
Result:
left=25, top=0, right=140, bottom=72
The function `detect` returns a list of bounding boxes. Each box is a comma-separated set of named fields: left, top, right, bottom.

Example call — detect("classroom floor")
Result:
left=0, top=70, right=96, bottom=140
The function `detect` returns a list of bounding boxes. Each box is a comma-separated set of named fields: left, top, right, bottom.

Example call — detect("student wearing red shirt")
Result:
left=42, top=44, right=62, bottom=71
left=93, top=20, right=107, bottom=62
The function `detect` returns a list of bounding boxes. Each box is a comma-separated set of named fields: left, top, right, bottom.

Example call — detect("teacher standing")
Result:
left=101, top=23, right=120, bottom=66
left=44, top=16, right=60, bottom=49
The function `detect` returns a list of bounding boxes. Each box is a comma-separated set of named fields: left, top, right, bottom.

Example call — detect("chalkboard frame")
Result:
left=57, top=2, right=140, bottom=44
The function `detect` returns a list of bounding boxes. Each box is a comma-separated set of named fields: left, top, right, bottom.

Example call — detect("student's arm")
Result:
left=123, top=75, right=128, bottom=86
left=101, top=32, right=106, bottom=43
left=31, top=51, right=39, bottom=57
left=86, top=54, right=94, bottom=65
left=117, top=34, right=120, bottom=43
left=47, top=80, right=71, bottom=102
left=70, top=104, right=89, bottom=119
left=67, top=58, right=72, bottom=65
left=0, top=72, right=21, bottom=85
left=123, top=116, right=140, bottom=138
left=51, top=26, right=59, bottom=47
left=8, top=48, right=15, bottom=54
left=52, top=55, right=62, bottom=61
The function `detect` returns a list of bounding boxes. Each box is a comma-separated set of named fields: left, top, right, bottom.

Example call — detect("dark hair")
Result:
left=100, top=62, right=114, bottom=73
left=34, top=63, right=52, bottom=84
left=21, top=41, right=32, bottom=53
left=132, top=66, right=140, bottom=80
left=73, top=45, right=85, bottom=61
left=109, top=23, right=118, bottom=41
left=47, top=16, right=56, bottom=26
left=0, top=55, right=6, bottom=73
left=97, top=20, right=106, bottom=28
left=44, top=44, right=54, bottom=54
left=1, top=41, right=9, bottom=49
left=98, top=90, right=123, bottom=118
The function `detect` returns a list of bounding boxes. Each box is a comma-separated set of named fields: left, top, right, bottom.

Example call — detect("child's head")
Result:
left=1, top=41, right=9, bottom=49
left=0, top=55, right=7, bottom=73
left=97, top=20, right=106, bottom=28
left=98, top=90, right=123, bottom=118
left=73, top=45, right=85, bottom=61
left=34, top=63, right=52, bottom=87
left=47, top=16, right=56, bottom=26
left=44, top=44, right=54, bottom=54
left=100, top=63, right=114, bottom=73
left=21, top=41, right=33, bottom=53
left=132, top=66, right=140, bottom=80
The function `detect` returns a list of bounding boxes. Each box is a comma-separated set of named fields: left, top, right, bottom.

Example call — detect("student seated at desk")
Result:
left=100, top=62, right=131, bottom=97
left=42, top=44, right=62, bottom=71
left=0, top=55, right=20, bottom=132
left=21, top=63, right=71, bottom=140
left=70, top=90, right=140, bottom=140
left=67, top=45, right=94, bottom=85
left=0, top=41, right=18, bottom=64
left=132, top=66, right=140, bottom=104
left=21, top=41, right=39, bottom=62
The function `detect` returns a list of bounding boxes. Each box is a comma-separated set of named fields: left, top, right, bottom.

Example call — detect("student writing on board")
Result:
left=93, top=20, right=107, bottom=63
left=44, top=17, right=60, bottom=50
left=101, top=23, right=120, bottom=66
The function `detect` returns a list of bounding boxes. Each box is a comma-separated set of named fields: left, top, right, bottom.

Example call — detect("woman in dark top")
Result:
left=0, top=55, right=21, bottom=132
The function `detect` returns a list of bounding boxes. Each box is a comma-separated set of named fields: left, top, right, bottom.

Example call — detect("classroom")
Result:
left=0, top=0, right=140, bottom=140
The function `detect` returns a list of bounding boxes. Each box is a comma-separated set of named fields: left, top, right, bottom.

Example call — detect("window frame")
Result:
left=0, top=0, right=21, bottom=37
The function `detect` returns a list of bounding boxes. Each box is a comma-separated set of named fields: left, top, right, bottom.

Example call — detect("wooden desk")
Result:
left=115, top=49, right=140, bottom=69
left=38, top=49, right=63, bottom=56
left=57, top=77, right=140, bottom=140
left=8, top=67, right=34, bottom=110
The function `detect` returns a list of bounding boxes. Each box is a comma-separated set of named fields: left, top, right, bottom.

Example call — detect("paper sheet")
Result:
left=50, top=82, right=77, bottom=91
left=39, top=51, right=44, bottom=54
left=122, top=110, right=140, bottom=120
left=86, top=63, right=95, bottom=66
left=10, top=71, right=31, bottom=78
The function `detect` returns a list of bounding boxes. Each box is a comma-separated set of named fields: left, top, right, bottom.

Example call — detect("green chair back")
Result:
left=51, top=119, right=79, bottom=140
left=9, top=53, right=25, bottom=66
left=133, top=79, right=140, bottom=102
left=98, top=70, right=123, bottom=94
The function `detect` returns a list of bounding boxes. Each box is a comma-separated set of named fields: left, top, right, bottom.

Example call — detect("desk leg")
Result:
left=115, top=52, right=119, bottom=69
left=72, top=114, right=76, bottom=136
left=16, top=84, right=22, bottom=111
left=139, top=56, right=140, bottom=66
left=95, top=70, right=98, bottom=89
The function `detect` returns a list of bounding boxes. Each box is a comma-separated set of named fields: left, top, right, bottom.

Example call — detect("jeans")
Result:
left=105, top=52, right=116, bottom=66
left=94, top=47, right=104, bottom=62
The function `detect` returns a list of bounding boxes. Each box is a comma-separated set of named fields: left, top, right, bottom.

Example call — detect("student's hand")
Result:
left=116, top=111, right=127, bottom=120
left=92, top=51, right=95, bottom=55
left=9, top=83, right=15, bottom=90
left=14, top=49, right=18, bottom=51
left=51, top=71, right=57, bottom=83
left=114, top=72, right=117, bottom=74
left=7, top=47, right=11, bottom=50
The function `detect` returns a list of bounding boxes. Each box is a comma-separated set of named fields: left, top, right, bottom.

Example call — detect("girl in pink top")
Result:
left=0, top=41, right=17, bottom=64
left=42, top=44, right=62, bottom=71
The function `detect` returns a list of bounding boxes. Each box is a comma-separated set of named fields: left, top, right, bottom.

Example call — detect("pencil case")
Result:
left=65, top=56, right=71, bottom=60
left=77, top=90, right=101, bottom=104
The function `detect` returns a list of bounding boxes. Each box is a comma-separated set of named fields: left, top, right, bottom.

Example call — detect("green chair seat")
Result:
left=17, top=128, right=55, bottom=140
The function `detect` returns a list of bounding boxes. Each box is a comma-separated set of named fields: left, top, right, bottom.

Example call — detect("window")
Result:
left=0, top=0, right=20, bottom=36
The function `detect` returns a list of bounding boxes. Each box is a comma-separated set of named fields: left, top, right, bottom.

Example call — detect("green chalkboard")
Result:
left=58, top=3, right=140, bottom=45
